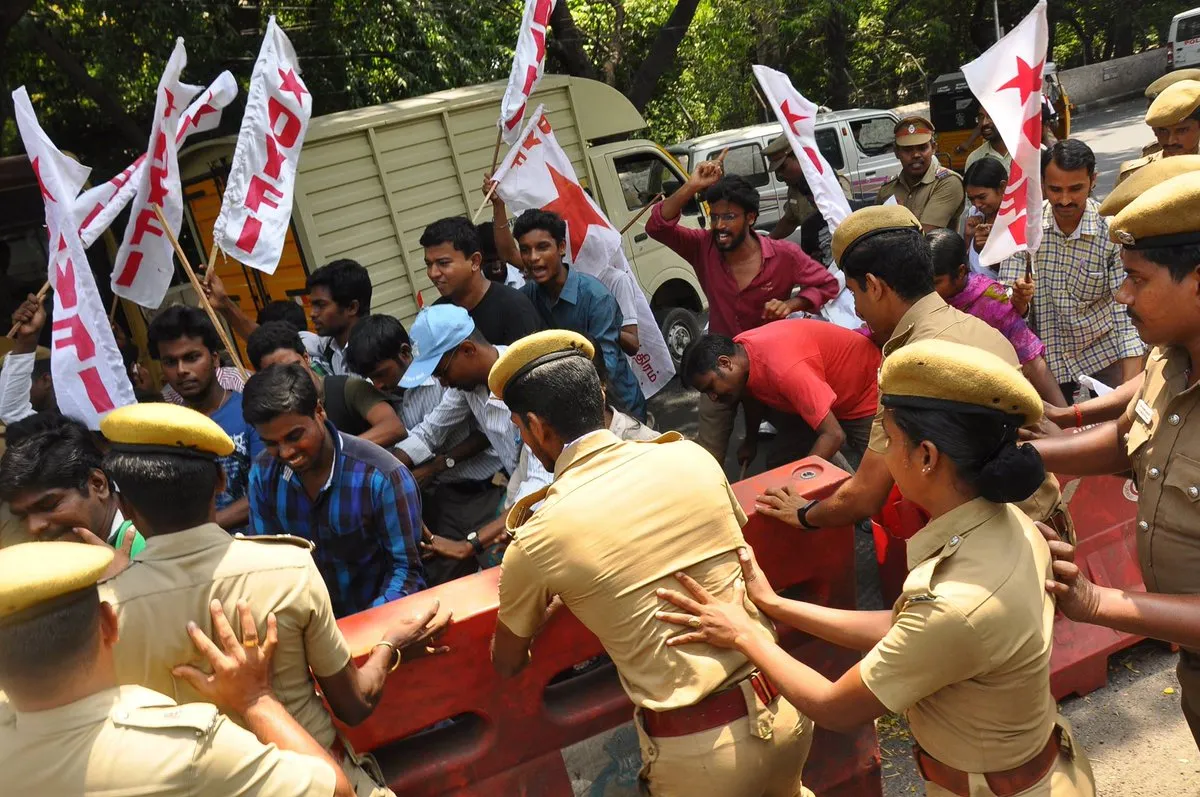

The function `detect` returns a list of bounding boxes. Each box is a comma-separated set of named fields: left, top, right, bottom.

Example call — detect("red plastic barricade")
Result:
left=871, top=473, right=1144, bottom=700
left=334, top=458, right=882, bottom=797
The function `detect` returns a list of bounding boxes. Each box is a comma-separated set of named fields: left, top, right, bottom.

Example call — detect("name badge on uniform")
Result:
left=1135, top=399, right=1154, bottom=427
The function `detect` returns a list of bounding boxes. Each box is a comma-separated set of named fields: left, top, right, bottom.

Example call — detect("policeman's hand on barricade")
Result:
left=1037, top=522, right=1101, bottom=624
left=656, top=573, right=766, bottom=652
left=173, top=599, right=279, bottom=716
left=384, top=599, right=452, bottom=660
left=754, top=484, right=809, bottom=528
left=71, top=526, right=133, bottom=580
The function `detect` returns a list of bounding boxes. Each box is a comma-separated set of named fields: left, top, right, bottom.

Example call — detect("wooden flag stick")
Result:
left=108, top=294, right=121, bottom=325
left=6, top=281, right=50, bottom=339
left=150, top=204, right=249, bottom=379
left=738, top=462, right=748, bottom=482
left=472, top=183, right=498, bottom=224
left=490, top=127, right=504, bottom=174
left=203, top=241, right=222, bottom=286
left=619, top=193, right=664, bottom=235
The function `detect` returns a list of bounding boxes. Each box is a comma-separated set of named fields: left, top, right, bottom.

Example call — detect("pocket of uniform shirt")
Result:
left=1068, top=269, right=1112, bottom=304
left=1164, top=455, right=1200, bottom=503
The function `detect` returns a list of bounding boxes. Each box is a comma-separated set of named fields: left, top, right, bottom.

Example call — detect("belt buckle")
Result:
left=749, top=671, right=778, bottom=705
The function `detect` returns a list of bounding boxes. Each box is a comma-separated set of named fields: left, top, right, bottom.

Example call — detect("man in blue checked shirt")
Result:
left=244, top=363, right=426, bottom=617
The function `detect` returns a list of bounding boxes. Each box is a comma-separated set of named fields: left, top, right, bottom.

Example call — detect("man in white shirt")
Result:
left=0, top=293, right=54, bottom=425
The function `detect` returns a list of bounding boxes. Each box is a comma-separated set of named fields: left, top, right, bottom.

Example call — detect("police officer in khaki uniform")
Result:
left=658, top=340, right=1095, bottom=797
left=763, top=134, right=854, bottom=245
left=0, top=540, right=351, bottom=796
left=488, top=330, right=814, bottom=796
left=96, top=403, right=448, bottom=796
left=1033, top=170, right=1200, bottom=747
left=876, top=116, right=966, bottom=231
left=1117, top=80, right=1200, bottom=185
left=757, top=206, right=1072, bottom=542
left=1135, top=69, right=1200, bottom=158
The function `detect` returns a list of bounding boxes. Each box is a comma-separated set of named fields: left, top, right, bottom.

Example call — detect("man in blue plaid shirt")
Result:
left=244, top=363, right=426, bottom=617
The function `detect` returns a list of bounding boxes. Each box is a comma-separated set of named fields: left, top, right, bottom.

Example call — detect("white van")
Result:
left=1169, top=7, right=1200, bottom=71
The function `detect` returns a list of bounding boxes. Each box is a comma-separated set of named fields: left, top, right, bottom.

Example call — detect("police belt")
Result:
left=641, top=670, right=778, bottom=738
left=913, top=725, right=1062, bottom=796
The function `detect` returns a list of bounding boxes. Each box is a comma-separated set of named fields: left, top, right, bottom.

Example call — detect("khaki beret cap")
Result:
left=894, top=116, right=935, bottom=146
left=100, top=402, right=234, bottom=459
left=1146, top=80, right=1200, bottom=127
left=1109, top=170, right=1200, bottom=249
left=0, top=542, right=112, bottom=623
left=831, top=205, right=922, bottom=264
left=880, top=339, right=1042, bottom=426
left=1146, top=69, right=1200, bottom=99
left=1099, top=154, right=1200, bottom=216
left=488, top=330, right=595, bottom=401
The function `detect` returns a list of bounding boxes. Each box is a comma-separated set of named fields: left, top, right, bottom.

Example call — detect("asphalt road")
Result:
left=648, top=96, right=1200, bottom=795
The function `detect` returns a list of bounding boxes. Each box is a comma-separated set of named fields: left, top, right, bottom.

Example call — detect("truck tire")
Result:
left=660, top=306, right=701, bottom=367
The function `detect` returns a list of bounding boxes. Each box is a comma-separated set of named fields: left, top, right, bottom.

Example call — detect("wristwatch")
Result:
left=466, top=531, right=484, bottom=555
left=796, top=499, right=821, bottom=531
left=443, top=456, right=456, bottom=469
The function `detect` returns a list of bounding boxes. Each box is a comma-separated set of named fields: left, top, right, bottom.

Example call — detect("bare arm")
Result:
left=1021, top=357, right=1068, bottom=407
left=618, top=325, right=640, bottom=356
left=358, top=402, right=407, bottom=448
left=491, top=598, right=564, bottom=679
left=203, top=272, right=259, bottom=341
left=660, top=160, right=722, bottom=222
left=807, top=412, right=847, bottom=464
left=1030, top=418, right=1131, bottom=476
left=770, top=214, right=799, bottom=241
left=485, top=173, right=523, bottom=269
left=1118, top=355, right=1146, bottom=385
left=215, top=497, right=250, bottom=532
left=1045, top=372, right=1143, bottom=428
left=756, top=447, right=893, bottom=529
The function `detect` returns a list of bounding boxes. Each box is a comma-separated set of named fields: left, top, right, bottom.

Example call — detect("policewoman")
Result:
left=658, top=340, right=1095, bottom=796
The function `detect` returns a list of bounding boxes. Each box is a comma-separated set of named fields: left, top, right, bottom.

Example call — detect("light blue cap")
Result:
left=399, top=304, right=476, bottom=388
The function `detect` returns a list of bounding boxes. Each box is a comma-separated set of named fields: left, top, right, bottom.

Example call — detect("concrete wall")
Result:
left=1059, top=48, right=1167, bottom=108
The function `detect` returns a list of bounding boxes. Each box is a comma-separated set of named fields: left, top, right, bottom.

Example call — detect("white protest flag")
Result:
left=110, top=39, right=202, bottom=307
left=12, top=87, right=136, bottom=429
left=498, top=0, right=556, bottom=146
left=492, top=106, right=676, bottom=396
left=78, top=71, right=238, bottom=247
left=753, top=65, right=852, bottom=230
left=962, top=0, right=1048, bottom=264
left=211, top=16, right=311, bottom=275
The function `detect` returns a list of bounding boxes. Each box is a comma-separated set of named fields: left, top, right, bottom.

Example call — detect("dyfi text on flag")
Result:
left=12, top=87, right=136, bottom=429
left=498, top=0, right=557, bottom=146
left=961, top=0, right=1048, bottom=265
left=211, top=16, right=311, bottom=275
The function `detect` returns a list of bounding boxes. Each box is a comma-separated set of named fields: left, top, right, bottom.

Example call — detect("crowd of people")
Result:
left=4, top=71, right=1200, bottom=797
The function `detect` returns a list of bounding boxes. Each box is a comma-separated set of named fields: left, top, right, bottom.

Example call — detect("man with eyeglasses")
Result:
left=646, top=163, right=839, bottom=464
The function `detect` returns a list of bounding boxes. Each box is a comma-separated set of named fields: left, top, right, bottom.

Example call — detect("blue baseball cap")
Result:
left=399, top=304, right=476, bottom=389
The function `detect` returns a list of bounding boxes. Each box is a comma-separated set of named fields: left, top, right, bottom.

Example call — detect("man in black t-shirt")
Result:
left=421, top=217, right=543, bottom=345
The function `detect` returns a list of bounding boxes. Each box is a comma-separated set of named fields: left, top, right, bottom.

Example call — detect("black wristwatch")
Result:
left=796, top=499, right=821, bottom=531
left=466, top=531, right=485, bottom=555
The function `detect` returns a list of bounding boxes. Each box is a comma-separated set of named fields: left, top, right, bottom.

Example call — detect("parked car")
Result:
left=667, top=108, right=901, bottom=230
left=1169, top=6, right=1200, bottom=72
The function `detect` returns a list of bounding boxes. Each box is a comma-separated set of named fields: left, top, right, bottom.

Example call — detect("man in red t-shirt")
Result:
left=680, top=319, right=881, bottom=472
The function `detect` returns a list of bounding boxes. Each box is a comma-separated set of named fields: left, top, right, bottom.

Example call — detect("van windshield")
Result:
left=1179, top=14, right=1200, bottom=41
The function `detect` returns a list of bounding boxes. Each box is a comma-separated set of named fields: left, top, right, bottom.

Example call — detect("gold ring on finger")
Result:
left=243, top=639, right=258, bottom=649
left=688, top=617, right=701, bottom=629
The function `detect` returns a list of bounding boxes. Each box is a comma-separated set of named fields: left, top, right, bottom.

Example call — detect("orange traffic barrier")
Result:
left=335, top=458, right=882, bottom=796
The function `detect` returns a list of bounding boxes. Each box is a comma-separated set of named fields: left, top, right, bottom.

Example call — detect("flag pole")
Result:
left=619, top=193, right=664, bottom=235
left=6, top=281, right=50, bottom=339
left=151, top=204, right=249, bottom=379
left=491, top=127, right=504, bottom=173
left=472, top=184, right=498, bottom=224
left=108, top=294, right=121, bottom=325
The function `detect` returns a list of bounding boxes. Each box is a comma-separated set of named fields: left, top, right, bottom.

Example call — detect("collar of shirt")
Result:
left=552, top=428, right=623, bottom=476
left=12, top=686, right=131, bottom=736
left=905, top=497, right=1002, bottom=568
left=901, top=160, right=940, bottom=190
left=883, top=292, right=948, bottom=356
left=135, top=523, right=230, bottom=561
left=535, top=265, right=581, bottom=308
left=1158, top=345, right=1197, bottom=397
left=1043, top=198, right=1100, bottom=240
left=283, top=422, right=344, bottom=495
left=108, top=508, right=127, bottom=541
left=561, top=428, right=611, bottom=459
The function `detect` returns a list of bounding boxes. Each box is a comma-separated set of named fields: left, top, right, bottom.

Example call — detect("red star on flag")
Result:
left=780, top=100, right=809, bottom=133
left=1022, top=112, right=1043, bottom=148
left=278, top=68, right=309, bottom=107
left=544, top=165, right=611, bottom=262
left=163, top=88, right=176, bottom=120
left=31, top=157, right=55, bottom=203
left=997, top=57, right=1044, bottom=105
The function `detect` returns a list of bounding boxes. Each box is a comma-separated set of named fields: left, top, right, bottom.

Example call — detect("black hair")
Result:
left=0, top=413, right=105, bottom=501
left=841, top=229, right=934, bottom=301
left=246, top=321, right=305, bottom=370
left=419, top=217, right=481, bottom=257
left=104, top=448, right=220, bottom=532
left=475, top=222, right=499, bottom=263
left=147, top=304, right=222, bottom=359
left=513, top=209, right=567, bottom=245
left=889, top=405, right=1045, bottom=503
left=1042, top=138, right=1096, bottom=178
left=346, top=314, right=411, bottom=375
left=962, top=157, right=1008, bottom=190
left=243, top=363, right=320, bottom=426
left=1136, top=244, right=1200, bottom=283
left=703, top=175, right=760, bottom=215
left=679, top=334, right=736, bottom=387
left=926, top=229, right=969, bottom=279
left=0, top=587, right=102, bottom=688
left=307, top=259, right=372, bottom=315
left=504, top=355, right=605, bottom=442
left=257, top=300, right=308, bottom=332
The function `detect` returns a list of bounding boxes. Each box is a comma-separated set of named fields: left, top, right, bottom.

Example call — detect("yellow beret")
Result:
left=1147, top=69, right=1200, bottom=99
left=0, top=542, right=112, bottom=623
left=894, top=116, right=935, bottom=146
left=101, top=403, right=234, bottom=458
left=1109, top=170, right=1200, bottom=248
left=880, top=339, right=1041, bottom=426
left=1146, top=80, right=1200, bottom=127
left=832, top=205, right=922, bottom=264
left=488, top=330, right=595, bottom=401
left=1099, top=154, right=1200, bottom=216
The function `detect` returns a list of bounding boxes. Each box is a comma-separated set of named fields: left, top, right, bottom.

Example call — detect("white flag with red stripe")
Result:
left=498, top=0, right=556, bottom=146
left=12, top=87, right=135, bottom=429
left=110, top=39, right=201, bottom=308
left=77, top=71, right=237, bottom=248
left=492, top=106, right=675, bottom=396
left=211, top=16, right=311, bottom=275
left=962, top=0, right=1048, bottom=264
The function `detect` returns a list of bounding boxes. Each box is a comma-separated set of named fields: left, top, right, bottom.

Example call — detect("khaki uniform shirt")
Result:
left=781, top=173, right=854, bottom=227
left=1116, top=150, right=1163, bottom=186
left=964, top=140, right=1013, bottom=172
left=1123, top=346, right=1200, bottom=597
left=860, top=499, right=1057, bottom=772
left=100, top=523, right=351, bottom=748
left=876, top=162, right=965, bottom=229
left=0, top=685, right=335, bottom=796
left=498, top=430, right=773, bottom=711
left=868, top=293, right=1065, bottom=523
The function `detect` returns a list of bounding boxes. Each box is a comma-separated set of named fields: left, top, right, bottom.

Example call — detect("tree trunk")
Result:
left=825, top=0, right=851, bottom=108
left=548, top=2, right=599, bottom=80
left=1112, top=16, right=1134, bottom=58
left=624, top=0, right=702, bottom=112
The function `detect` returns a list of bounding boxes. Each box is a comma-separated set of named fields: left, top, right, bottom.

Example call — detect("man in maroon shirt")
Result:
left=681, top=319, right=880, bottom=472
left=647, top=162, right=839, bottom=462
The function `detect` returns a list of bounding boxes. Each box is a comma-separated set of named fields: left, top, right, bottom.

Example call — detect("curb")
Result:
left=1072, top=90, right=1146, bottom=116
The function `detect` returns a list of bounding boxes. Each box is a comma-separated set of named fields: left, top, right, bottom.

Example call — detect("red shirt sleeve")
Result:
left=645, top=203, right=708, bottom=270
left=777, top=359, right=838, bottom=429
left=786, top=247, right=840, bottom=311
